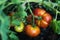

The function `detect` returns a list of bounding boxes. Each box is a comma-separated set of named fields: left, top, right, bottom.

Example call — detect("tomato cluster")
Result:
left=33, top=8, right=52, bottom=28
left=24, top=8, right=52, bottom=37
left=10, top=8, right=52, bottom=37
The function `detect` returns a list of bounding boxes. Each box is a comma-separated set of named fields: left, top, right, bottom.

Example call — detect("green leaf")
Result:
left=11, top=0, right=24, bottom=4
left=18, top=11, right=27, bottom=19
left=1, top=32, right=8, bottom=40
left=0, top=0, right=7, bottom=5
left=56, top=21, right=60, bottom=34
left=9, top=32, right=19, bottom=40
left=0, top=12, right=10, bottom=40
left=28, top=0, right=40, bottom=2
left=11, top=0, right=42, bottom=3
left=50, top=19, right=60, bottom=34
left=0, top=12, right=19, bottom=40
left=13, top=3, right=27, bottom=21
left=19, top=4, right=27, bottom=18
left=11, top=4, right=27, bottom=26
left=12, top=19, right=20, bottom=26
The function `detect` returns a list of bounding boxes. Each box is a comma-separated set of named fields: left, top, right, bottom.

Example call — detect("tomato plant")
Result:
left=14, top=22, right=24, bottom=32
left=0, top=0, right=60, bottom=40
left=25, top=25, right=40, bottom=37
left=33, top=8, right=52, bottom=28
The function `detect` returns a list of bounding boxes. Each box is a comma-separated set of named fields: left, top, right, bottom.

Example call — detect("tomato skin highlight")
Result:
left=25, top=25, right=40, bottom=37
left=40, top=20, right=49, bottom=28
left=42, top=13, right=52, bottom=23
left=14, top=22, right=24, bottom=32
left=33, top=8, right=46, bottom=16
left=36, top=20, right=49, bottom=28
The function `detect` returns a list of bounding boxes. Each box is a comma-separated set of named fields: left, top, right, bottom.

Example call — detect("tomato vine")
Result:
left=0, top=0, right=60, bottom=40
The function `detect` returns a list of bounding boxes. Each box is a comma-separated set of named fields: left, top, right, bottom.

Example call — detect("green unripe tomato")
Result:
left=14, top=22, right=24, bottom=32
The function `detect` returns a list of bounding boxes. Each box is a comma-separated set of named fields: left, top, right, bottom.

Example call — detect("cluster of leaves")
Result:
left=0, top=0, right=27, bottom=40
left=0, top=0, right=60, bottom=40
left=41, top=0, right=60, bottom=34
left=50, top=20, right=60, bottom=34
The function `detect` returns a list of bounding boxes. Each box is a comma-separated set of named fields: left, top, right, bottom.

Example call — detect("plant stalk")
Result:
left=28, top=2, right=35, bottom=26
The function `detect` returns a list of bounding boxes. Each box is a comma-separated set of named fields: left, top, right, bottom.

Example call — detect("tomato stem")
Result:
left=28, top=2, right=35, bottom=27
left=55, top=10, right=58, bottom=21
left=38, top=16, right=42, bottom=20
left=9, top=16, right=12, bottom=29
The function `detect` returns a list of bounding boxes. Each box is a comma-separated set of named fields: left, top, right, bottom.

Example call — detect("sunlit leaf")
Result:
left=0, top=0, right=7, bottom=5
left=0, top=12, right=10, bottom=40
left=12, top=19, right=20, bottom=26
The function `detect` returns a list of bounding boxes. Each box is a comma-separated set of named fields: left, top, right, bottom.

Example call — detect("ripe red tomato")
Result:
left=25, top=25, right=40, bottom=37
left=33, top=8, right=46, bottom=16
left=36, top=20, right=49, bottom=28
left=40, top=20, right=49, bottom=28
left=34, top=8, right=52, bottom=28
left=42, top=13, right=52, bottom=23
